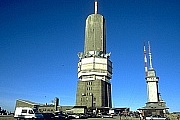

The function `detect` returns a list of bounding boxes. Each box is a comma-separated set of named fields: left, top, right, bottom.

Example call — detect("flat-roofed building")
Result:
left=15, top=98, right=73, bottom=113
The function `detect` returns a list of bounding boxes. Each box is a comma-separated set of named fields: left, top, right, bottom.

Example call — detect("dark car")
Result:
left=86, top=113, right=97, bottom=118
left=67, top=113, right=80, bottom=119
left=54, top=111, right=69, bottom=120
left=42, top=113, right=54, bottom=120
left=78, top=114, right=88, bottom=119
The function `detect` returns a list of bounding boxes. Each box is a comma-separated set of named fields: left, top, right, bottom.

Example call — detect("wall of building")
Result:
left=15, top=100, right=36, bottom=108
left=76, top=80, right=111, bottom=108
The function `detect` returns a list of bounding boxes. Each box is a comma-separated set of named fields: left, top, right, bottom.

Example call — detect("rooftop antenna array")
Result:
left=144, top=41, right=154, bottom=76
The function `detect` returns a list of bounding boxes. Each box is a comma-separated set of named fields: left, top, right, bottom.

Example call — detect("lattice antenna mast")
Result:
left=148, top=41, right=153, bottom=70
left=95, top=0, right=98, bottom=14
left=144, top=43, right=148, bottom=76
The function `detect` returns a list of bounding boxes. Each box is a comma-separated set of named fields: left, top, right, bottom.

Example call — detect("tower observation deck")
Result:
left=76, top=1, right=112, bottom=108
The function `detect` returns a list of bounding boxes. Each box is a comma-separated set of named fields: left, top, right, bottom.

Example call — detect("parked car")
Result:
left=78, top=113, right=88, bottom=119
left=97, top=112, right=113, bottom=118
left=54, top=111, right=69, bottom=120
left=86, top=113, right=97, bottom=118
left=67, top=113, right=80, bottom=119
left=41, top=113, right=54, bottom=120
left=14, top=107, right=43, bottom=120
left=146, top=115, right=167, bottom=120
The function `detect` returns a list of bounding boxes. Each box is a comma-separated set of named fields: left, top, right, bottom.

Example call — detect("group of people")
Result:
left=0, top=107, right=10, bottom=115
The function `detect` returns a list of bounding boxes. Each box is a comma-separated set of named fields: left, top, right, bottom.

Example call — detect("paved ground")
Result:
left=0, top=115, right=179, bottom=120
left=0, top=115, right=14, bottom=120
left=0, top=115, right=139, bottom=120
left=0, top=115, right=141, bottom=120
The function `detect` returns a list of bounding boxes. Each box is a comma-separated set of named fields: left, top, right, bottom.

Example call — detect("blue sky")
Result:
left=0, top=0, right=179, bottom=112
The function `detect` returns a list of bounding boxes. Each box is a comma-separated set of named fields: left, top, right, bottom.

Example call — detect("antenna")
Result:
left=144, top=42, right=148, bottom=76
left=148, top=41, right=153, bottom=70
left=95, top=0, right=98, bottom=14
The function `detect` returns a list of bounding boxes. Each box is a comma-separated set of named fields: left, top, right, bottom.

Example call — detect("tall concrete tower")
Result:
left=76, top=1, right=112, bottom=108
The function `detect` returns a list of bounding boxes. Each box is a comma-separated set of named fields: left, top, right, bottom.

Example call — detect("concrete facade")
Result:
left=84, top=14, right=106, bottom=55
left=76, top=79, right=112, bottom=108
left=146, top=69, right=159, bottom=103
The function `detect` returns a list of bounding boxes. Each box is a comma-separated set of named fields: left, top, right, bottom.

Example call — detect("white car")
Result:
left=97, top=113, right=113, bottom=118
left=14, top=107, right=43, bottom=119
left=146, top=115, right=167, bottom=120
left=68, top=113, right=80, bottom=119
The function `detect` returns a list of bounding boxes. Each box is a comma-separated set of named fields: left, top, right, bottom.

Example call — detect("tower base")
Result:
left=76, top=80, right=112, bottom=108
left=138, top=102, right=169, bottom=119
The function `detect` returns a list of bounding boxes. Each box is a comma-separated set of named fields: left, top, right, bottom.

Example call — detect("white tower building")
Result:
left=139, top=42, right=168, bottom=117
left=145, top=42, right=159, bottom=103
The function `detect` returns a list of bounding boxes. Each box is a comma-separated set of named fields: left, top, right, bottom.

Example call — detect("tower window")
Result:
left=87, top=82, right=92, bottom=86
left=93, top=103, right=96, bottom=107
